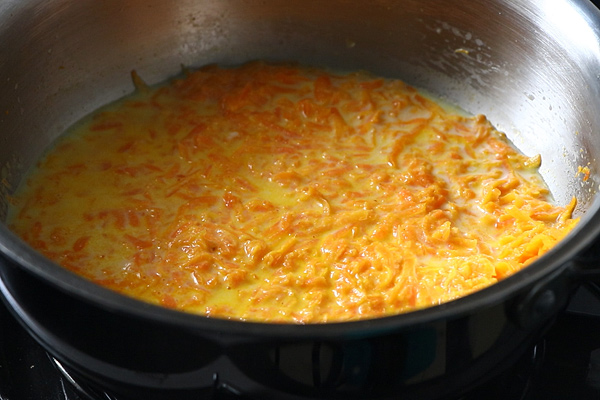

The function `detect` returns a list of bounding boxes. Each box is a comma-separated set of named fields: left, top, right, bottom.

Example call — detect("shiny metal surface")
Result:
left=0, top=0, right=600, bottom=320
left=0, top=0, right=600, bottom=213
left=2, top=1, right=600, bottom=398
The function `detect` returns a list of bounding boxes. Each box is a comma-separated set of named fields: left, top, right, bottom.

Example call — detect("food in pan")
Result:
left=7, top=62, right=579, bottom=323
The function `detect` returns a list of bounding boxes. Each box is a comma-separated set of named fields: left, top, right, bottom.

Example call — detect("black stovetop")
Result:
left=2, top=284, right=600, bottom=400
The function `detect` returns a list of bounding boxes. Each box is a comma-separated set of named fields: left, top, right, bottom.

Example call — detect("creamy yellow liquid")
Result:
left=7, top=62, right=578, bottom=322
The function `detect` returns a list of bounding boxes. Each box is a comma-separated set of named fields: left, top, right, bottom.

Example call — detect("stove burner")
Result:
left=3, top=286, right=600, bottom=400
left=45, top=340, right=548, bottom=400
left=48, top=354, right=250, bottom=400
left=46, top=348, right=543, bottom=400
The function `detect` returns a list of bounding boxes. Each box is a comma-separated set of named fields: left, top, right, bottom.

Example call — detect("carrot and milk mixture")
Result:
left=7, top=62, right=578, bottom=322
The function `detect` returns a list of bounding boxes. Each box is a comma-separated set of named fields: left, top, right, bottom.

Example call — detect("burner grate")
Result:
left=51, top=357, right=119, bottom=400
left=48, top=355, right=251, bottom=400
left=3, top=291, right=600, bottom=400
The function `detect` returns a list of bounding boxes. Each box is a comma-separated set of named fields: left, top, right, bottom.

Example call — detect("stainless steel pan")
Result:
left=1, top=1, right=600, bottom=399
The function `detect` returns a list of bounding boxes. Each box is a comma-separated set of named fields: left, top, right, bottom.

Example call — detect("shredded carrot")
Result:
left=7, top=62, right=579, bottom=323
